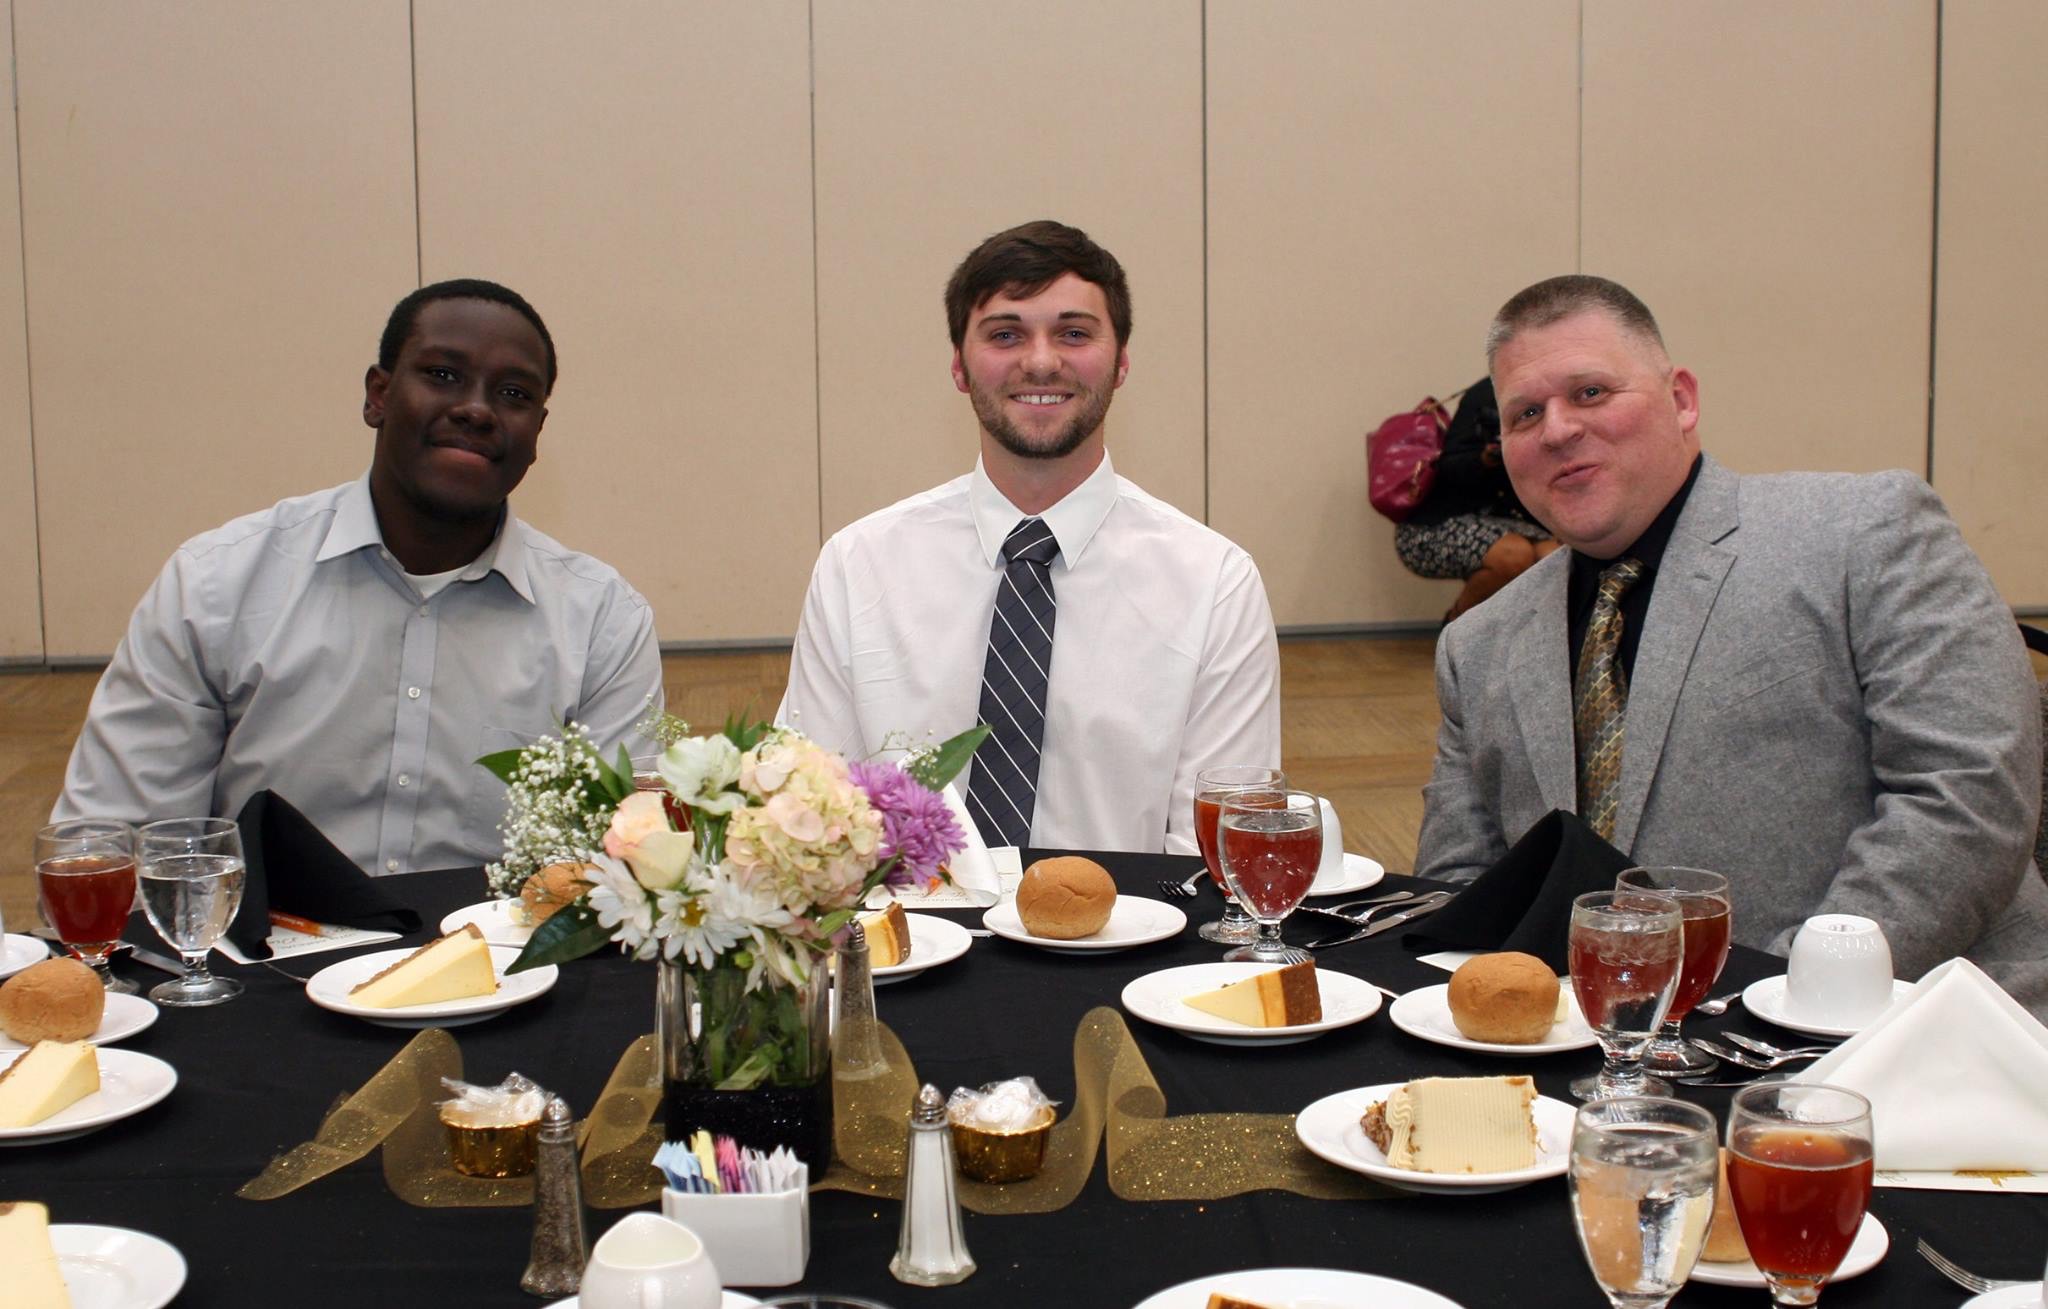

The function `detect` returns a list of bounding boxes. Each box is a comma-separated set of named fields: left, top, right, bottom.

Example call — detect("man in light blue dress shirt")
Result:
left=53, top=279, right=663, bottom=875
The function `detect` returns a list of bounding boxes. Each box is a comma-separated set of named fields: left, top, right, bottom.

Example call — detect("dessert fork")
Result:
left=1156, top=869, right=1207, bottom=899
left=1916, top=1239, right=2029, bottom=1294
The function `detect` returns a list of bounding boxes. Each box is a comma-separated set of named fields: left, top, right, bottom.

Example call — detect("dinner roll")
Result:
left=0, top=957, right=105, bottom=1043
left=519, top=861, right=594, bottom=926
left=1701, top=1148, right=1750, bottom=1263
left=1446, top=951, right=1559, bottom=1044
left=1015, top=857, right=1117, bottom=940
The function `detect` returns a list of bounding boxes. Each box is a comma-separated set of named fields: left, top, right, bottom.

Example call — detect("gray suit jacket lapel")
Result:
left=1611, top=456, right=1740, bottom=850
left=1509, top=551, right=1577, bottom=815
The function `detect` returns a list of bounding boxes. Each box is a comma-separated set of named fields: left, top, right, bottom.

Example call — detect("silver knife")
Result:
left=128, top=946, right=186, bottom=975
left=1306, top=893, right=1453, bottom=948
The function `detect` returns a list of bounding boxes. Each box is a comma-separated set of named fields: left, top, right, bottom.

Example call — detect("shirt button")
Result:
left=407, top=686, right=421, bottom=700
left=397, top=774, right=410, bottom=788
left=385, top=859, right=399, bottom=872
left=418, top=605, right=429, bottom=616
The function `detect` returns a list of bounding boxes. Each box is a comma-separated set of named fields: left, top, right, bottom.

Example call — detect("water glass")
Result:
left=1569, top=1096, right=1719, bottom=1308
left=1616, top=867, right=1731, bottom=1075
left=1217, top=788, right=1321, bottom=964
left=1569, top=889, right=1683, bottom=1100
left=1726, top=1082, right=1874, bottom=1306
left=1193, top=765, right=1286, bottom=945
left=138, top=817, right=248, bottom=1006
left=35, top=819, right=140, bottom=994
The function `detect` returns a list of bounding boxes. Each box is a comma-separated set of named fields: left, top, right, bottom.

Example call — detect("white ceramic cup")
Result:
left=1315, top=797, right=1344, bottom=883
left=1784, top=914, right=1895, bottom=1028
left=580, top=1212, right=723, bottom=1309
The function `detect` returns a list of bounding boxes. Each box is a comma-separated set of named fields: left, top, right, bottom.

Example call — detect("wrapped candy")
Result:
left=438, top=1073, right=547, bottom=1177
left=946, top=1077, right=1057, bottom=1182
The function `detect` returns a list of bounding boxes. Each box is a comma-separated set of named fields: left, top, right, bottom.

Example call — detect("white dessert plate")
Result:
left=982, top=896, right=1187, bottom=954
left=0, top=932, right=49, bottom=979
left=50, top=1224, right=187, bottom=1309
left=1133, top=1266, right=1462, bottom=1308
left=1294, top=1081, right=1572, bottom=1195
left=1305, top=852, right=1387, bottom=897
left=873, top=912, right=973, bottom=985
left=1958, top=1285, right=2046, bottom=1309
left=0, top=1048, right=178, bottom=1145
left=0, top=992, right=159, bottom=1054
left=1688, top=1212, right=1889, bottom=1288
left=439, top=898, right=535, bottom=948
left=1742, top=975, right=1914, bottom=1039
left=1387, top=982, right=1596, bottom=1055
left=305, top=945, right=557, bottom=1028
left=1121, top=962, right=1383, bottom=1046
left=547, top=1294, right=759, bottom=1308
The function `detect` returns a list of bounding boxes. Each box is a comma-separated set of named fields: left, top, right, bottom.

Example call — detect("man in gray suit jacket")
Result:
left=1417, top=275, right=2048, bottom=1013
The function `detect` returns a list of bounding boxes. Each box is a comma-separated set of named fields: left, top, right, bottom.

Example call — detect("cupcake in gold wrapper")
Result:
left=438, top=1073, right=546, bottom=1178
left=947, top=1077, right=1057, bottom=1183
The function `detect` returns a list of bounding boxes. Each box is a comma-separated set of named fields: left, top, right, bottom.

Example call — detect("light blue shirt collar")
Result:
left=968, top=451, right=1118, bottom=571
left=316, top=474, right=535, bottom=604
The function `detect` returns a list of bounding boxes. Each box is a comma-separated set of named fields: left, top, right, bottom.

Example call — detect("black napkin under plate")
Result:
left=227, top=791, right=422, bottom=960
left=1402, top=809, right=1633, bottom=972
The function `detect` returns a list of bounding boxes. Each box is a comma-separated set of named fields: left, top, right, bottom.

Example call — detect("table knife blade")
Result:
left=128, top=946, right=186, bottom=976
left=1306, top=893, right=1453, bottom=948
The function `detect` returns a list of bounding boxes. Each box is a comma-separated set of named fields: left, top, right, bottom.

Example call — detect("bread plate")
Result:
left=1688, top=1212, right=1888, bottom=1288
left=1956, top=1286, right=2047, bottom=1309
left=305, top=945, right=557, bottom=1028
left=439, top=898, right=536, bottom=948
left=873, top=912, right=973, bottom=985
left=51, top=1224, right=188, bottom=1309
left=982, top=896, right=1186, bottom=954
left=546, top=1294, right=760, bottom=1308
left=1387, top=981, right=1596, bottom=1054
left=0, top=932, right=48, bottom=980
left=1742, top=974, right=1913, bottom=1039
left=1132, top=1267, right=1462, bottom=1308
left=1122, top=961, right=1382, bottom=1046
left=0, top=992, right=159, bottom=1054
left=0, top=1048, right=178, bottom=1146
left=1294, top=1081, right=1572, bottom=1194
left=1305, top=851, right=1387, bottom=897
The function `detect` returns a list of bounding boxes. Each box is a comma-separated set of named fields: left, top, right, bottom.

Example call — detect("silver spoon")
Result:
left=1689, top=989, right=1745, bottom=1018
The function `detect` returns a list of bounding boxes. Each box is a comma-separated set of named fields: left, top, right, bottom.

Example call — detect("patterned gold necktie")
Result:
left=1573, top=557, right=1646, bottom=841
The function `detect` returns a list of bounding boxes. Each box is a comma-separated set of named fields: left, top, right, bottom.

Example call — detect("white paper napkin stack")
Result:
left=1795, top=957, right=2048, bottom=1174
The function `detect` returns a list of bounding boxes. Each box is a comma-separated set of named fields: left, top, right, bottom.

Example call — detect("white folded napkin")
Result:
left=930, top=782, right=1000, bottom=906
left=1796, top=957, right=2048, bottom=1171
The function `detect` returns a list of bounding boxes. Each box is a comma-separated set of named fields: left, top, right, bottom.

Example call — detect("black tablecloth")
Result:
left=14, top=853, right=2044, bottom=1307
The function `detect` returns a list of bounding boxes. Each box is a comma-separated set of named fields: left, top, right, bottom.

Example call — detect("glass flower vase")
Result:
left=656, top=954, right=834, bottom=1170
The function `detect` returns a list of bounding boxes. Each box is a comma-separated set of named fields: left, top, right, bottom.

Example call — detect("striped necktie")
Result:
left=1573, top=557, right=1645, bottom=842
left=965, top=517, right=1060, bottom=849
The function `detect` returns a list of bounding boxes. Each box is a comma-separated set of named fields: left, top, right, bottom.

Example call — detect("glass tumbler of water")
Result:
left=138, top=817, right=247, bottom=1007
left=1569, top=1096, right=1719, bottom=1309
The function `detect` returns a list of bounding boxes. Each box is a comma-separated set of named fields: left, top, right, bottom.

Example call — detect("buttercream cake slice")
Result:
left=348, top=924, right=497, bottom=1008
left=1181, top=960, right=1322, bottom=1027
left=1369, top=1075, right=1539, bottom=1174
left=0, top=1202, right=71, bottom=1306
left=860, top=901, right=912, bottom=967
left=0, top=1041, right=100, bottom=1129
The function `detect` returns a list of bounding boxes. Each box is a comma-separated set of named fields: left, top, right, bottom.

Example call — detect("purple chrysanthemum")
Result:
left=849, top=760, right=967, bottom=891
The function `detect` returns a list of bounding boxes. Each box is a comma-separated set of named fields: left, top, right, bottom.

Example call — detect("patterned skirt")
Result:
left=1394, top=513, right=1551, bottom=581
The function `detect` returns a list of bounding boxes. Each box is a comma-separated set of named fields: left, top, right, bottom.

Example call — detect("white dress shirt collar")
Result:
left=968, top=451, right=1119, bottom=570
left=315, top=474, right=535, bottom=603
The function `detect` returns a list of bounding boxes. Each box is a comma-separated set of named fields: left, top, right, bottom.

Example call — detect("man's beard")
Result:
left=969, top=378, right=1113, bottom=461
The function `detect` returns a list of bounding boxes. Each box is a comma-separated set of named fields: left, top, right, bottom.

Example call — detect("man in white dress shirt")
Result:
left=54, top=279, right=662, bottom=875
left=780, top=221, right=1280, bottom=853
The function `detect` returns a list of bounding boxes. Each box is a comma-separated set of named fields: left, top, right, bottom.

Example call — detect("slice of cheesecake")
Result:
left=1181, top=960, right=1322, bottom=1027
left=860, top=902, right=912, bottom=967
left=0, top=1202, right=71, bottom=1307
left=1205, top=1294, right=1283, bottom=1309
left=0, top=1041, right=100, bottom=1129
left=348, top=924, right=498, bottom=1008
left=1376, top=1075, right=1538, bottom=1174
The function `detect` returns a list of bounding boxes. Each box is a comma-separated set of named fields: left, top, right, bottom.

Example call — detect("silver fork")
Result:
left=1917, top=1239, right=2029, bottom=1294
left=1721, top=1032, right=1833, bottom=1059
left=1690, top=1038, right=1823, bottom=1071
left=1156, top=869, right=1207, bottom=899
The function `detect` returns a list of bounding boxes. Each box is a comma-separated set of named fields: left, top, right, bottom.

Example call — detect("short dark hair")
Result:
left=944, top=220, right=1132, bottom=348
left=1486, top=274, right=1665, bottom=366
left=378, top=278, right=558, bottom=393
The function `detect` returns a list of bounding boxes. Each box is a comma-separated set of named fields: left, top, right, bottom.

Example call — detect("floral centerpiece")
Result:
left=481, top=715, right=984, bottom=1165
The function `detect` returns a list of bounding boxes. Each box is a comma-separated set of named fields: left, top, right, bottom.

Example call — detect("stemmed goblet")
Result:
left=35, top=819, right=140, bottom=994
left=1192, top=766, right=1286, bottom=945
left=1726, top=1083, right=1875, bottom=1306
left=1217, top=788, right=1322, bottom=964
left=1569, top=889, right=1683, bottom=1100
left=137, top=817, right=248, bottom=1006
left=1568, top=1096, right=1720, bottom=1308
left=1616, top=866, right=1732, bottom=1076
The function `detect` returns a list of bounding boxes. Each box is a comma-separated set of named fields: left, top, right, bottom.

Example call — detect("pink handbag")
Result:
left=1366, top=397, right=1450, bottom=522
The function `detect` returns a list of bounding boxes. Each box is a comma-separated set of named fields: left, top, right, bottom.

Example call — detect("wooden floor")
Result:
left=0, top=635, right=1443, bottom=931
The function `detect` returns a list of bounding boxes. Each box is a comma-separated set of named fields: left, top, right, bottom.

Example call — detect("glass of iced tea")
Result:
left=1193, top=766, right=1286, bottom=945
left=1726, top=1083, right=1874, bottom=1306
left=1217, top=788, right=1321, bottom=964
left=1616, top=866, right=1732, bottom=1076
left=1569, top=889, right=1683, bottom=1100
left=35, top=819, right=140, bottom=994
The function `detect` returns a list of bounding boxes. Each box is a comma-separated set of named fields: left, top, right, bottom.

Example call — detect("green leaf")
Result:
left=721, top=712, right=773, bottom=754
left=907, top=724, right=991, bottom=790
left=506, top=897, right=611, bottom=972
left=476, top=748, right=526, bottom=783
left=587, top=744, right=632, bottom=805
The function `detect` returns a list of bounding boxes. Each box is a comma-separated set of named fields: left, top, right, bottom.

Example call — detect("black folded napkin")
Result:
left=228, top=791, right=422, bottom=960
left=1402, top=809, right=1633, bottom=972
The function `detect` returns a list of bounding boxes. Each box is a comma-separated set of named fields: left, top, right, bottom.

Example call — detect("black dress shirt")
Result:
left=1566, top=455, right=1704, bottom=683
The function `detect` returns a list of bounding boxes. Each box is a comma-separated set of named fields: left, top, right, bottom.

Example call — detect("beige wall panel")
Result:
left=16, top=0, right=417, bottom=658
left=1582, top=2, right=1934, bottom=479
left=0, top=13, right=40, bottom=661
left=813, top=0, right=1204, bottom=540
left=1932, top=1, right=2048, bottom=608
left=415, top=2, right=817, bottom=644
left=1207, top=1, right=1580, bottom=627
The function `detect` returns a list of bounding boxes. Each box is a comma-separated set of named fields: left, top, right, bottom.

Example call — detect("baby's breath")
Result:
left=483, top=723, right=618, bottom=897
